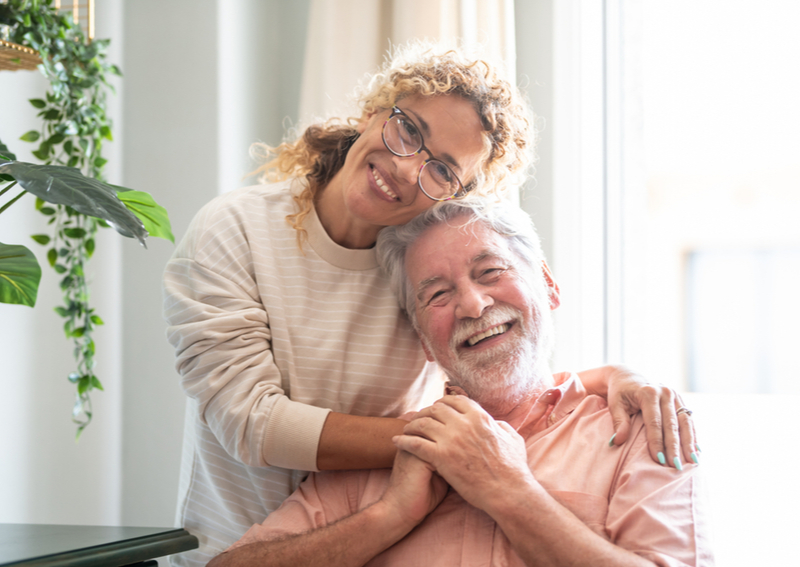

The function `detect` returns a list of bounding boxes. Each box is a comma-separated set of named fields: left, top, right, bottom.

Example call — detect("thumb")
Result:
left=609, top=406, right=632, bottom=446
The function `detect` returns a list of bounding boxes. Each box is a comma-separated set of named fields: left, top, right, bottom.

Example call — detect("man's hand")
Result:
left=380, top=449, right=449, bottom=529
left=393, top=395, right=533, bottom=513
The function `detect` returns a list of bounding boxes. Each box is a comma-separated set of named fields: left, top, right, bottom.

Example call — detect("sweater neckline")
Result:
left=305, top=203, right=379, bottom=271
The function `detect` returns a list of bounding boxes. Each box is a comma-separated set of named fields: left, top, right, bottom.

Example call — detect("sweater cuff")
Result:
left=262, top=397, right=332, bottom=472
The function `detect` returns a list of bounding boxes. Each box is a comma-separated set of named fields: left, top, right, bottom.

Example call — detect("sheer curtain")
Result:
left=298, top=0, right=516, bottom=124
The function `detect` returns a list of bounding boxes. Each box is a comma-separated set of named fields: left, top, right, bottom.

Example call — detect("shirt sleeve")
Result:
left=163, top=197, right=331, bottom=471
left=229, top=468, right=389, bottom=551
left=606, top=418, right=715, bottom=567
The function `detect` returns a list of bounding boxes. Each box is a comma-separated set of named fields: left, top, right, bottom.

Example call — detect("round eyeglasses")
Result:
left=381, top=106, right=467, bottom=201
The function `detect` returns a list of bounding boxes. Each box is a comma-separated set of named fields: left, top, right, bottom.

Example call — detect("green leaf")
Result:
left=47, top=133, right=66, bottom=146
left=20, top=130, right=41, bottom=143
left=0, top=162, right=148, bottom=245
left=90, top=314, right=104, bottom=325
left=72, top=327, right=86, bottom=338
left=32, top=147, right=50, bottom=161
left=0, top=242, right=42, bottom=307
left=54, top=264, right=67, bottom=274
left=29, top=98, right=47, bottom=109
left=31, top=234, right=51, bottom=245
left=40, top=206, right=56, bottom=215
left=116, top=188, right=174, bottom=243
left=47, top=248, right=57, bottom=267
left=93, top=156, right=107, bottom=168
left=91, top=375, right=104, bottom=390
left=43, top=108, right=60, bottom=120
left=85, top=238, right=95, bottom=257
left=55, top=306, right=70, bottom=317
left=63, top=227, right=86, bottom=239
left=0, top=138, right=17, bottom=161
left=77, top=375, right=90, bottom=395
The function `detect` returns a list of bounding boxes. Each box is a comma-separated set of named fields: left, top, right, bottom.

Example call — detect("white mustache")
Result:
left=449, top=305, right=522, bottom=350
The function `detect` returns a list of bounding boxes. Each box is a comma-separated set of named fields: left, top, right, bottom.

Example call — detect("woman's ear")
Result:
left=541, top=261, right=561, bottom=310
left=355, top=109, right=379, bottom=134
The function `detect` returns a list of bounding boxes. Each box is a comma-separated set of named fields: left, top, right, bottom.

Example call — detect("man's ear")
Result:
left=420, top=336, right=436, bottom=362
left=542, top=261, right=561, bottom=310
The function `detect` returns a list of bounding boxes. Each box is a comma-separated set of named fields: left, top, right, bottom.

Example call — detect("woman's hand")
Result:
left=577, top=365, right=699, bottom=469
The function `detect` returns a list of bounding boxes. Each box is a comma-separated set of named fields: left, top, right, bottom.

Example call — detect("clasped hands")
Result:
left=380, top=395, right=531, bottom=529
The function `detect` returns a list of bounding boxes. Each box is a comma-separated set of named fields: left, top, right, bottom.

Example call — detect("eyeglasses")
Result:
left=381, top=106, right=467, bottom=201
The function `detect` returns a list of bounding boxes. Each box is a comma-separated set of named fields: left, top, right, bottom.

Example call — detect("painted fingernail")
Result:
left=657, top=451, right=666, bottom=465
left=608, top=433, right=616, bottom=447
left=691, top=452, right=699, bottom=464
left=673, top=457, right=683, bottom=471
left=695, top=444, right=702, bottom=453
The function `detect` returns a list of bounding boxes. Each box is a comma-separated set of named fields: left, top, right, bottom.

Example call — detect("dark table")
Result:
left=0, top=524, right=198, bottom=567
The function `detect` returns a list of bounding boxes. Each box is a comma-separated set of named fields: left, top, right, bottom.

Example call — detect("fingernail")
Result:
left=673, top=457, right=683, bottom=471
left=691, top=452, right=699, bottom=464
left=695, top=444, right=702, bottom=453
left=657, top=452, right=666, bottom=465
left=608, top=433, right=616, bottom=447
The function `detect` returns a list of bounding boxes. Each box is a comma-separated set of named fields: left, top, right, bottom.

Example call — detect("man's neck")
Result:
left=459, top=368, right=555, bottom=431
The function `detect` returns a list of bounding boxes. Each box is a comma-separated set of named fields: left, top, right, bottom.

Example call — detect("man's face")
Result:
left=406, top=217, right=557, bottom=407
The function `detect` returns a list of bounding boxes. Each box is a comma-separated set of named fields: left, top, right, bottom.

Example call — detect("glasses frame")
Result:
left=381, top=106, right=468, bottom=201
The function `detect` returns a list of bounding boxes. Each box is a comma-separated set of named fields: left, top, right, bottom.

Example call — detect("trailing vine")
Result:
left=3, top=0, right=124, bottom=437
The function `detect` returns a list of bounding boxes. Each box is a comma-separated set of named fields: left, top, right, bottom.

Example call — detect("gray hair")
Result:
left=375, top=199, right=547, bottom=328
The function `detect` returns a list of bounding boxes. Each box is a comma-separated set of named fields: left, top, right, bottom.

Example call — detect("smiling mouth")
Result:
left=465, top=323, right=511, bottom=347
left=371, top=165, right=399, bottom=200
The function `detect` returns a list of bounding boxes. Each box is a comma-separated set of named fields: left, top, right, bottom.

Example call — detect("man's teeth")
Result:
left=372, top=167, right=398, bottom=200
left=467, top=324, right=510, bottom=347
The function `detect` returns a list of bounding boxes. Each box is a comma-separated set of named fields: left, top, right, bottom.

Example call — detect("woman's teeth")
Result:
left=372, top=167, right=398, bottom=200
left=467, top=323, right=510, bottom=347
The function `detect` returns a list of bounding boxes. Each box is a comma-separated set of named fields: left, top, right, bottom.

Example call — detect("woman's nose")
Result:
left=393, top=154, right=424, bottom=186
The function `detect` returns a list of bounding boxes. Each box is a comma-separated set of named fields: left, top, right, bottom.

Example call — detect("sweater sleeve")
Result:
left=163, top=196, right=331, bottom=471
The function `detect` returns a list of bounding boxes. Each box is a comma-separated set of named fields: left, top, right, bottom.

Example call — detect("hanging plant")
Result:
left=0, top=0, right=173, bottom=438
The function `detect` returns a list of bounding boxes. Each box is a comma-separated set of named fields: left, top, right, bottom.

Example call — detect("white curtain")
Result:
left=299, top=0, right=517, bottom=124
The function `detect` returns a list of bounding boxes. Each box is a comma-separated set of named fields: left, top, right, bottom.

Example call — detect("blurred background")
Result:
left=1, top=1, right=797, bottom=565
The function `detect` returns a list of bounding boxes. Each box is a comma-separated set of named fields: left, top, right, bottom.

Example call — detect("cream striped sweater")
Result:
left=163, top=179, right=442, bottom=567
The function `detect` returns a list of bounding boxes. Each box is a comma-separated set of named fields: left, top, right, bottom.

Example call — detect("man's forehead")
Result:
left=407, top=222, right=514, bottom=285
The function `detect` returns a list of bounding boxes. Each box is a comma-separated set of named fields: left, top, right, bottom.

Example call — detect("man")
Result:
left=208, top=200, right=713, bottom=567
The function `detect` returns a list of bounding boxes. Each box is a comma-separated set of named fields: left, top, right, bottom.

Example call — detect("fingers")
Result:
left=608, top=406, right=632, bottom=446
left=393, top=433, right=435, bottom=463
left=660, top=390, right=682, bottom=470
left=629, top=384, right=667, bottom=466
left=675, top=396, right=700, bottom=465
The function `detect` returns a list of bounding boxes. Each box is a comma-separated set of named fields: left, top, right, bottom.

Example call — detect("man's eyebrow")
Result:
left=415, top=276, right=442, bottom=300
left=405, top=108, right=463, bottom=173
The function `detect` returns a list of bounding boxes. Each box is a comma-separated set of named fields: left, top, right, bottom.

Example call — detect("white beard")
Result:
left=426, top=303, right=554, bottom=413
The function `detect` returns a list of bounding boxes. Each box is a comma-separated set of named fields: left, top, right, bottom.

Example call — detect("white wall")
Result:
left=119, top=0, right=310, bottom=526
left=0, top=0, right=125, bottom=526
left=1, top=0, right=309, bottom=528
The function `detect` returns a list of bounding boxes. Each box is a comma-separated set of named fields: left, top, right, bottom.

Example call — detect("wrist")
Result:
left=371, top=496, right=422, bottom=541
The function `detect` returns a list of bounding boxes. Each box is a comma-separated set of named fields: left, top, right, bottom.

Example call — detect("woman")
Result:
left=163, top=43, right=695, bottom=567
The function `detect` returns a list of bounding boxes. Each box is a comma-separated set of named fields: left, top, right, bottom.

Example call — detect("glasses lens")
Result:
left=420, top=160, right=460, bottom=200
left=383, top=115, right=422, bottom=156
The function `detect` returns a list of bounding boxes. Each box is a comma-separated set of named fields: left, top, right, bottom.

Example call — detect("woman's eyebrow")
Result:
left=404, top=107, right=463, bottom=173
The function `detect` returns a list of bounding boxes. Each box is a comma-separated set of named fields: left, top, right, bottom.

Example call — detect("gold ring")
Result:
left=676, top=406, right=693, bottom=417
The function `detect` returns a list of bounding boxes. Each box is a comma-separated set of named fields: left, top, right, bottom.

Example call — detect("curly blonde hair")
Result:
left=250, top=41, right=536, bottom=247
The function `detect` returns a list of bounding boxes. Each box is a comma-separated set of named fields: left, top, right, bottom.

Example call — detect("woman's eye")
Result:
left=399, top=118, right=419, bottom=140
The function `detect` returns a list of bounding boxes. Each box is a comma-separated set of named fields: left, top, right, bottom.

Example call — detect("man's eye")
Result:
left=426, top=290, right=447, bottom=305
left=479, top=268, right=505, bottom=280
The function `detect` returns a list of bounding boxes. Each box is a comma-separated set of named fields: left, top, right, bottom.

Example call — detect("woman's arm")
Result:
left=576, top=365, right=698, bottom=469
left=317, top=413, right=406, bottom=470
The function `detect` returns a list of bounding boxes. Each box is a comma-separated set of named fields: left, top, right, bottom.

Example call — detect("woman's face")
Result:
left=327, top=94, right=486, bottom=237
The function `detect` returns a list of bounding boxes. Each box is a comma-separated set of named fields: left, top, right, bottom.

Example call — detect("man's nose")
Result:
left=455, top=285, right=493, bottom=320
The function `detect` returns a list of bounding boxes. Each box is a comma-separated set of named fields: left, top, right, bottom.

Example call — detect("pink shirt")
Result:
left=232, top=374, right=714, bottom=566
